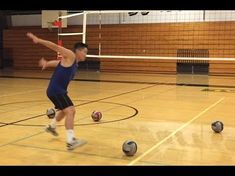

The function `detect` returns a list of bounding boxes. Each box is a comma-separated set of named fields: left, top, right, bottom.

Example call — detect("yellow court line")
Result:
left=128, top=97, right=225, bottom=165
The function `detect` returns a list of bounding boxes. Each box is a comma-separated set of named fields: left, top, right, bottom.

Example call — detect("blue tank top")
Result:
left=47, top=60, right=78, bottom=97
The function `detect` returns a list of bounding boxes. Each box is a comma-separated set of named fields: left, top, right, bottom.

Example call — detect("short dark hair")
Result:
left=73, top=42, right=88, bottom=52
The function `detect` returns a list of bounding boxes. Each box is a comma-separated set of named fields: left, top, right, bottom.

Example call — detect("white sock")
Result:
left=66, top=129, right=75, bottom=143
left=50, top=118, right=57, bottom=129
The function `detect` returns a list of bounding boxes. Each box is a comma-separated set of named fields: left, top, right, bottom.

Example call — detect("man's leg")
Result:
left=62, top=106, right=86, bottom=150
left=62, top=106, right=76, bottom=143
left=49, top=110, right=65, bottom=128
left=46, top=110, right=65, bottom=136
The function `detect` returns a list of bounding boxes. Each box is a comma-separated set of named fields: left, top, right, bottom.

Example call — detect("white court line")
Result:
left=128, top=97, right=225, bottom=165
left=0, top=88, right=44, bottom=98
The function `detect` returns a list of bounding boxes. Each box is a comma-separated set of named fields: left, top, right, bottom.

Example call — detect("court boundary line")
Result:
left=0, top=100, right=139, bottom=127
left=0, top=131, right=45, bottom=148
left=1, top=135, right=139, bottom=165
left=128, top=97, right=225, bottom=165
left=10, top=143, right=132, bottom=163
left=3, top=75, right=235, bottom=88
left=9, top=143, right=169, bottom=165
left=0, top=130, right=142, bottom=164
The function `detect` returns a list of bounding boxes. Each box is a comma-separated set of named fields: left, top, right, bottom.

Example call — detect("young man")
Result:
left=27, top=32, right=88, bottom=150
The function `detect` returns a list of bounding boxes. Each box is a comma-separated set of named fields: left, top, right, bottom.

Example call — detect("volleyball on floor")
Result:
left=211, top=121, right=224, bottom=133
left=122, top=140, right=137, bottom=156
left=91, top=111, right=102, bottom=122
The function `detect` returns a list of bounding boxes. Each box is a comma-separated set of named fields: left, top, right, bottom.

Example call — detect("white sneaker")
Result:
left=45, top=125, right=59, bottom=136
left=67, top=138, right=87, bottom=150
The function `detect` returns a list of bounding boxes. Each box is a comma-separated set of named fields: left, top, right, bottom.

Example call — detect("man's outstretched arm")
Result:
left=27, top=32, right=75, bottom=60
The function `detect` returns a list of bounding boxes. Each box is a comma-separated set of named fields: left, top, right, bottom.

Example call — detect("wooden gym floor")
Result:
left=0, top=69, right=235, bottom=165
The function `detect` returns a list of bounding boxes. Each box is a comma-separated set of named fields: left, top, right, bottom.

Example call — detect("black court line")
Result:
left=2, top=74, right=235, bottom=88
left=0, top=84, right=155, bottom=128
left=10, top=142, right=171, bottom=165
left=9, top=141, right=171, bottom=165
left=0, top=126, right=137, bottom=163
left=0, top=101, right=138, bottom=150
left=10, top=143, right=134, bottom=163
left=201, top=88, right=235, bottom=93
left=0, top=75, right=156, bottom=85
left=0, top=85, right=175, bottom=127
left=0, top=131, right=45, bottom=148
left=0, top=100, right=138, bottom=127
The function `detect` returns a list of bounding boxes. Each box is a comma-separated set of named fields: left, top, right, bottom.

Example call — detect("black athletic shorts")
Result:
left=48, top=93, right=74, bottom=110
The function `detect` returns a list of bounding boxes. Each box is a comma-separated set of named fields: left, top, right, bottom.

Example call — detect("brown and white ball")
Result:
left=91, top=111, right=102, bottom=122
